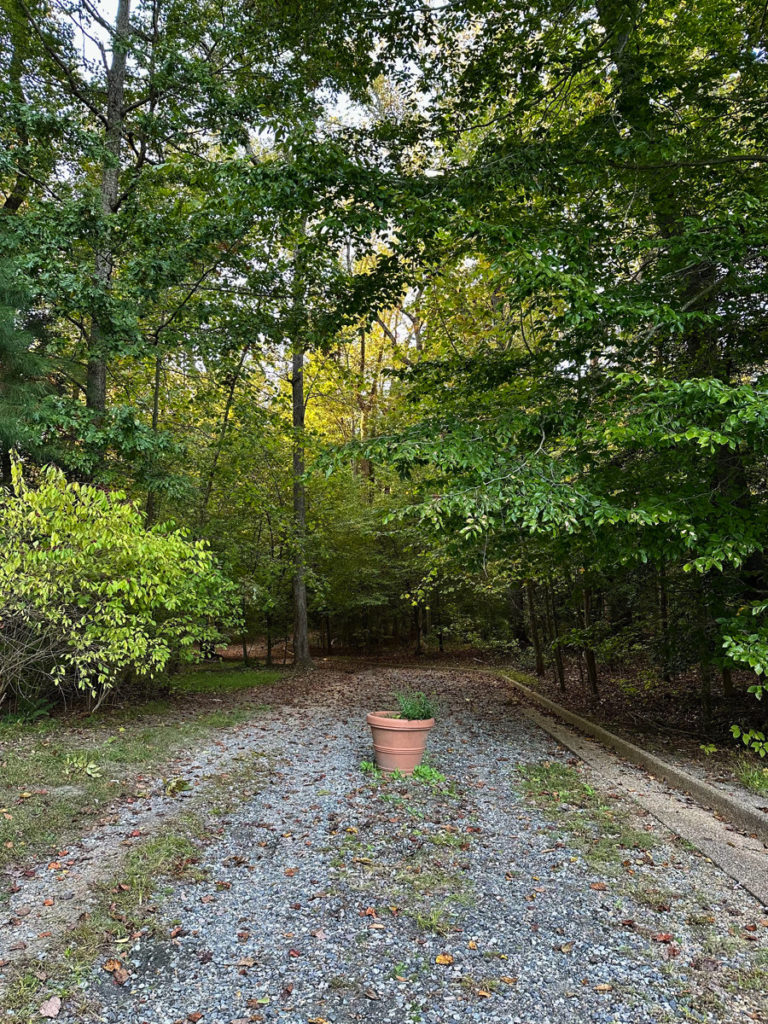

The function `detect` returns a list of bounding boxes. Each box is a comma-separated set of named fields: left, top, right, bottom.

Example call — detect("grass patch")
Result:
left=410, top=902, right=459, bottom=936
left=1, top=824, right=207, bottom=1023
left=1, top=749, right=272, bottom=1022
left=0, top=671, right=280, bottom=872
left=173, top=666, right=283, bottom=695
left=735, top=757, right=768, bottom=794
left=517, top=761, right=656, bottom=865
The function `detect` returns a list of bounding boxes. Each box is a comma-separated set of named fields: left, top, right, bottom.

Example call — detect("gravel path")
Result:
left=54, top=668, right=768, bottom=1023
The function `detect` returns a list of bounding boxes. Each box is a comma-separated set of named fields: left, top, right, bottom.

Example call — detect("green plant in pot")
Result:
left=366, top=690, right=437, bottom=774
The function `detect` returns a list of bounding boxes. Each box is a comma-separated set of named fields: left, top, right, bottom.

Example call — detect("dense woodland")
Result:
left=1, top=0, right=768, bottom=749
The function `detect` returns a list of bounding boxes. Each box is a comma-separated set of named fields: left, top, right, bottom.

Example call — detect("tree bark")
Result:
left=291, top=345, right=312, bottom=669
left=582, top=588, right=600, bottom=696
left=526, top=581, right=545, bottom=676
left=87, top=0, right=132, bottom=418
left=145, top=349, right=162, bottom=525
left=546, top=581, right=566, bottom=693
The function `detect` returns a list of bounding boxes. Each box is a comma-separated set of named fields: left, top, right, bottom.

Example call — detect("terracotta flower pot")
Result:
left=366, top=710, right=435, bottom=774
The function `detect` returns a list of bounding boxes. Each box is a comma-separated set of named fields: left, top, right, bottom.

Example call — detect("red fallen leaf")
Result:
left=288, top=949, right=301, bottom=957
left=652, top=933, right=674, bottom=943
left=237, top=930, right=250, bottom=942
left=280, top=983, right=294, bottom=1000
left=37, top=931, right=52, bottom=939
left=38, top=995, right=61, bottom=1018
left=129, top=830, right=141, bottom=837
left=590, top=882, right=608, bottom=891
left=284, top=868, right=298, bottom=877
left=47, top=862, right=61, bottom=871
left=187, top=1014, right=204, bottom=1023
left=621, top=919, right=636, bottom=928
left=743, top=933, right=759, bottom=942
left=745, top=924, right=757, bottom=932
left=362, top=907, right=377, bottom=918
left=170, top=926, right=186, bottom=939
left=43, top=898, right=54, bottom=907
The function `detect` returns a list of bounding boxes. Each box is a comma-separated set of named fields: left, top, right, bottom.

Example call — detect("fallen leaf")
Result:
left=590, top=882, right=607, bottom=891
left=500, top=976, right=517, bottom=985
left=435, top=953, right=454, bottom=965
left=594, top=984, right=613, bottom=993
left=237, top=957, right=256, bottom=967
left=467, top=940, right=478, bottom=950
left=288, top=949, right=301, bottom=957
left=187, top=1014, right=204, bottom=1023
left=558, top=941, right=574, bottom=954
left=102, top=958, right=121, bottom=973
left=310, top=929, right=326, bottom=941
left=364, top=988, right=380, bottom=1000
left=112, top=967, right=129, bottom=985
left=38, top=996, right=61, bottom=1018
left=652, top=933, right=674, bottom=943
left=475, top=988, right=492, bottom=998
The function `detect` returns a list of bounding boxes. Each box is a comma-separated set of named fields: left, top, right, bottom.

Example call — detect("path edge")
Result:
left=497, top=670, right=768, bottom=845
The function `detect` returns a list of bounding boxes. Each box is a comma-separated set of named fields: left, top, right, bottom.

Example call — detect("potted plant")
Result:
left=366, top=690, right=436, bottom=774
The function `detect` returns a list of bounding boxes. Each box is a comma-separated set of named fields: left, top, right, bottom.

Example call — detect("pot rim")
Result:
left=366, top=710, right=435, bottom=729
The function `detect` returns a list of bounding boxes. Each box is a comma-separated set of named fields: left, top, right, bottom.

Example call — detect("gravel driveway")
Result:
left=70, top=666, right=767, bottom=1024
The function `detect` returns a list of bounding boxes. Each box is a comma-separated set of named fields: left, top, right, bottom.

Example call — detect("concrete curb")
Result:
left=499, top=671, right=768, bottom=845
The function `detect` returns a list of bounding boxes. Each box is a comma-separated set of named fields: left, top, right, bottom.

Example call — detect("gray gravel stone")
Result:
left=58, top=667, right=768, bottom=1023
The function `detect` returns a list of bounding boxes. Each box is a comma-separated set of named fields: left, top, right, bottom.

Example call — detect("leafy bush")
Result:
left=0, top=458, right=240, bottom=709
left=395, top=690, right=437, bottom=720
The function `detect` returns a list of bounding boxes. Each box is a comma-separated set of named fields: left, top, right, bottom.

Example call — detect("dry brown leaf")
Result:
left=594, top=984, right=613, bottom=993
left=38, top=996, right=61, bottom=1019
left=435, top=953, right=454, bottom=965
left=590, top=882, right=608, bottom=891
left=102, top=958, right=121, bottom=973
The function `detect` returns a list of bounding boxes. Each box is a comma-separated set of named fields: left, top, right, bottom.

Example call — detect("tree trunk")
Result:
left=291, top=345, right=311, bottom=669
left=199, top=342, right=250, bottom=527
left=722, top=666, right=734, bottom=698
left=87, top=0, right=132, bottom=419
left=546, top=581, right=566, bottom=693
left=266, top=612, right=273, bottom=667
left=526, top=581, right=545, bottom=676
left=581, top=589, right=600, bottom=696
left=145, top=350, right=162, bottom=525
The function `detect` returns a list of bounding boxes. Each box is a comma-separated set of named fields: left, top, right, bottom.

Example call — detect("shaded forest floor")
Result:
left=1, top=664, right=767, bottom=1023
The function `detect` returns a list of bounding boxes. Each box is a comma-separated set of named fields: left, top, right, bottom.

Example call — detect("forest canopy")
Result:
left=1, top=0, right=768, bottom=749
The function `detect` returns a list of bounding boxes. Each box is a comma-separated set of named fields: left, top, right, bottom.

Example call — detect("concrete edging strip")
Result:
left=500, top=671, right=768, bottom=845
